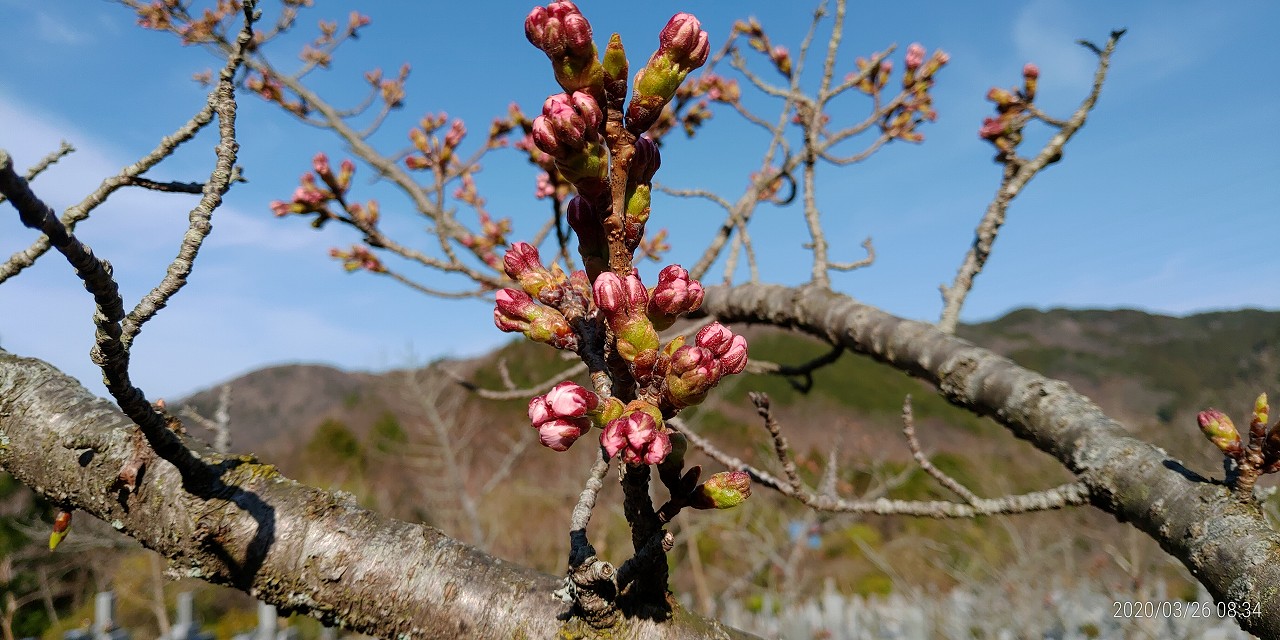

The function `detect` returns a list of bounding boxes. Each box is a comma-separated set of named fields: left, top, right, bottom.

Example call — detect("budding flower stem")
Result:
left=602, top=108, right=638, bottom=275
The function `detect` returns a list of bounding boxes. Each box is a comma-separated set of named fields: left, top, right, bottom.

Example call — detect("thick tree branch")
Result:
left=0, top=349, right=761, bottom=640
left=700, top=282, right=1280, bottom=638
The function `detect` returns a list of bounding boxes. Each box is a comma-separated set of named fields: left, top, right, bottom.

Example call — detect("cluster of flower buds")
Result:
left=246, top=71, right=309, bottom=117
left=269, top=153, right=356, bottom=225
left=362, top=64, right=410, bottom=110
left=528, top=381, right=623, bottom=451
left=1197, top=393, right=1280, bottom=494
left=494, top=242, right=594, bottom=348
left=405, top=112, right=467, bottom=170
left=458, top=210, right=512, bottom=270
left=842, top=44, right=948, bottom=143
left=660, top=322, right=748, bottom=411
left=647, top=264, right=703, bottom=330
left=978, top=63, right=1039, bottom=156
left=329, top=244, right=384, bottom=273
left=531, top=92, right=608, bottom=198
left=641, top=73, right=740, bottom=142
left=495, top=288, right=577, bottom=350
left=593, top=270, right=660, bottom=361
left=525, top=1, right=604, bottom=101
left=601, top=403, right=672, bottom=464
left=626, top=13, right=711, bottom=134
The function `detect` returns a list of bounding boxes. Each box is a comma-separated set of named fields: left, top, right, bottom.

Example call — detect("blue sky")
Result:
left=0, top=0, right=1277, bottom=400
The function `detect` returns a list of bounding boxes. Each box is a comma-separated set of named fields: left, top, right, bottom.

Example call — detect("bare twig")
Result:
left=122, top=14, right=255, bottom=348
left=750, top=392, right=802, bottom=491
left=672, top=415, right=1090, bottom=517
left=901, top=394, right=980, bottom=504
left=0, top=141, right=73, bottom=207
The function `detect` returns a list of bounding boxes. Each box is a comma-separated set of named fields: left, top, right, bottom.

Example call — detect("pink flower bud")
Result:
left=494, top=288, right=538, bottom=331
left=593, top=271, right=625, bottom=313
left=689, top=471, right=752, bottom=509
left=905, top=43, right=925, bottom=71
left=494, top=288, right=577, bottom=350
left=525, top=2, right=593, bottom=59
left=695, top=322, right=735, bottom=356
left=537, top=418, right=587, bottom=451
left=623, top=271, right=649, bottom=309
left=601, top=417, right=628, bottom=459
left=530, top=117, right=563, bottom=159
left=312, top=152, right=331, bottom=177
left=544, top=380, right=599, bottom=417
left=570, top=91, right=602, bottom=134
left=657, top=13, right=710, bottom=70
left=649, top=264, right=704, bottom=319
left=1198, top=409, right=1242, bottom=457
left=1022, top=63, right=1040, bottom=79
left=269, top=200, right=292, bottom=217
left=719, top=335, right=748, bottom=375
left=602, top=409, right=671, bottom=464
left=528, top=395, right=552, bottom=425
left=978, top=116, right=1004, bottom=140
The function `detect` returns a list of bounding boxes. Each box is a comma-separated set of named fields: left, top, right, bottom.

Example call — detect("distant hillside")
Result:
left=177, top=307, right=1280, bottom=463
left=19, top=305, right=1276, bottom=626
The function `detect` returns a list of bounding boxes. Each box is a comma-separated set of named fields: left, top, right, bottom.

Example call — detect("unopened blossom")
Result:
left=1197, top=409, right=1242, bottom=457
left=527, top=381, right=602, bottom=451
left=593, top=271, right=659, bottom=361
left=494, top=288, right=577, bottom=350
left=627, top=12, right=710, bottom=134
left=647, top=264, right=703, bottom=330
left=905, top=43, right=926, bottom=71
left=503, top=242, right=565, bottom=301
left=689, top=471, right=752, bottom=510
left=525, top=1, right=603, bottom=97
left=602, top=408, right=672, bottom=464
left=696, top=322, right=749, bottom=375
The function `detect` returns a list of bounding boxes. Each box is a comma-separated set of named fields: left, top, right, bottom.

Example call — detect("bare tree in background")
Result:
left=2, top=1, right=1278, bottom=638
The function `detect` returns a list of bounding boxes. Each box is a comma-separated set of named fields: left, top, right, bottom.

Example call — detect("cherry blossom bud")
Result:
left=719, top=335, right=748, bottom=375
left=905, top=43, right=925, bottom=71
left=503, top=242, right=563, bottom=300
left=657, top=13, right=710, bottom=70
left=1198, top=409, right=1243, bottom=458
left=987, top=87, right=1017, bottom=108
left=525, top=2, right=594, bottom=59
left=312, top=152, right=331, bottom=178
left=1255, top=393, right=1271, bottom=431
left=648, top=264, right=703, bottom=330
left=664, top=344, right=720, bottom=409
left=494, top=288, right=577, bottom=350
left=545, top=380, right=600, bottom=417
left=978, top=116, right=1005, bottom=140
left=695, top=322, right=735, bottom=356
left=528, top=395, right=552, bottom=425
left=593, top=271, right=626, bottom=313
left=533, top=93, right=608, bottom=195
left=689, top=471, right=752, bottom=510
left=627, top=12, right=710, bottom=134
left=770, top=46, right=792, bottom=77
left=525, top=2, right=602, bottom=97
left=602, top=408, right=671, bottom=464
left=537, top=418, right=587, bottom=451
left=1022, top=63, right=1040, bottom=79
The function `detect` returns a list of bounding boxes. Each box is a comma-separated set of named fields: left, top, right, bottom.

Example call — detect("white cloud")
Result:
left=36, top=12, right=92, bottom=46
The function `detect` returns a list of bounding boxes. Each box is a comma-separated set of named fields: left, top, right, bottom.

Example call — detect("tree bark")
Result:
left=0, top=349, right=759, bottom=640
left=700, top=283, right=1280, bottom=638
